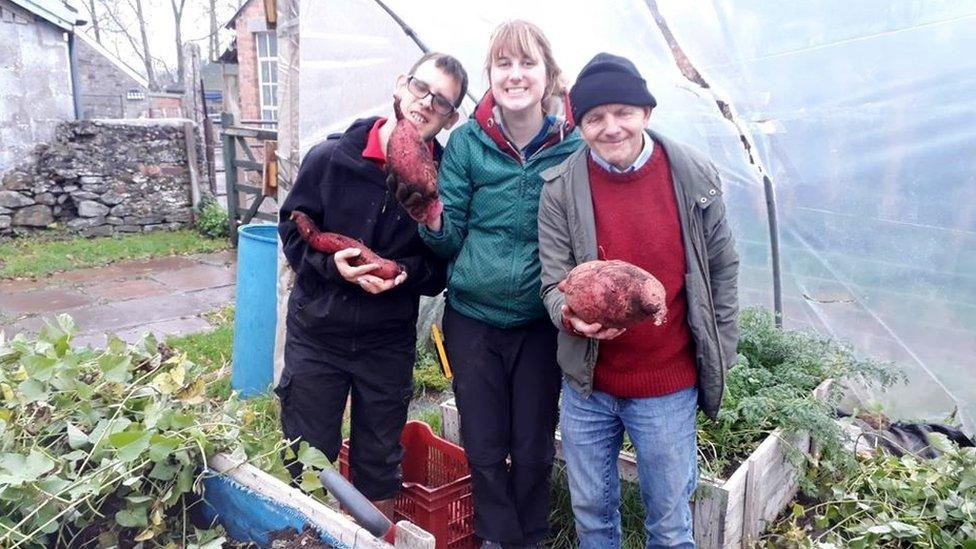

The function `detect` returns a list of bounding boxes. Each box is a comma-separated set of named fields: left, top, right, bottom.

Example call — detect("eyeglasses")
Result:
left=406, top=76, right=457, bottom=116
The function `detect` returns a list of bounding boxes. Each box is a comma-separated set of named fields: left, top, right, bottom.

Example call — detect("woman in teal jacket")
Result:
left=418, top=20, right=581, bottom=547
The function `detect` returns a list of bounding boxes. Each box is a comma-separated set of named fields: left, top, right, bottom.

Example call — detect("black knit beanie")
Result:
left=570, top=52, right=656, bottom=123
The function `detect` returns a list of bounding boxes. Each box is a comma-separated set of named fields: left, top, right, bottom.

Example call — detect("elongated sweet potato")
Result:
left=290, top=211, right=403, bottom=280
left=386, top=97, right=443, bottom=225
left=558, top=260, right=667, bottom=329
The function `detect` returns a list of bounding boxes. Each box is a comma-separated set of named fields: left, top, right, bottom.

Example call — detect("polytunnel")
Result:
left=292, top=0, right=976, bottom=431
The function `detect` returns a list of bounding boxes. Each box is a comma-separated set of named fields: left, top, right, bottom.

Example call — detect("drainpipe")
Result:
left=68, top=32, right=82, bottom=120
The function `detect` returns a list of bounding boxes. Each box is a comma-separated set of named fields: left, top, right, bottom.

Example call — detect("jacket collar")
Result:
left=542, top=128, right=722, bottom=210
left=331, top=116, right=443, bottom=173
left=473, top=90, right=576, bottom=162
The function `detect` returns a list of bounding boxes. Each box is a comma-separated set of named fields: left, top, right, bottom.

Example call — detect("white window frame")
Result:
left=255, top=32, right=278, bottom=122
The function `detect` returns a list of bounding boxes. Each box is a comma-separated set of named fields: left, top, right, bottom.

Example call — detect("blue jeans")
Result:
left=560, top=381, right=698, bottom=549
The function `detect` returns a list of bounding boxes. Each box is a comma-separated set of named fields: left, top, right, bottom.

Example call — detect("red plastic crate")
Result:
left=338, top=421, right=476, bottom=549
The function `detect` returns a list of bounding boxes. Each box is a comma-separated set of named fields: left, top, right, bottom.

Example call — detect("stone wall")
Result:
left=0, top=120, right=198, bottom=237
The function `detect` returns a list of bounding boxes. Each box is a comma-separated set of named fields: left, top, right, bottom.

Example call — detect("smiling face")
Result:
left=579, top=104, right=652, bottom=170
left=489, top=43, right=548, bottom=116
left=394, top=59, right=462, bottom=140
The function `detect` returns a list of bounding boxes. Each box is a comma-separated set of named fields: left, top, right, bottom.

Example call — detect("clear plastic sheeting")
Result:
left=659, top=1, right=976, bottom=428
left=297, top=0, right=976, bottom=430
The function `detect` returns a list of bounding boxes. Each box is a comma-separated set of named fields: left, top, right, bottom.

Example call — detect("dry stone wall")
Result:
left=0, top=120, right=198, bottom=237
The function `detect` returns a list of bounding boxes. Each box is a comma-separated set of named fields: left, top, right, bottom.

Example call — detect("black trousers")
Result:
left=276, top=318, right=415, bottom=500
left=443, top=306, right=562, bottom=545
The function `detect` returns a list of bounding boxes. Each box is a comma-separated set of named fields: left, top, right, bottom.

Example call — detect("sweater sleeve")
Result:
left=419, top=129, right=472, bottom=258
left=278, top=140, right=348, bottom=285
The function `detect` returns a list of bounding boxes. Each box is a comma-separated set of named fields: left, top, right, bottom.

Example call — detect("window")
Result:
left=255, top=32, right=278, bottom=121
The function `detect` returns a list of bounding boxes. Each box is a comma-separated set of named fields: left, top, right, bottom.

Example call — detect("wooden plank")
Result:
left=253, top=211, right=278, bottom=222
left=207, top=453, right=394, bottom=548
left=236, top=184, right=264, bottom=195
left=718, top=459, right=748, bottom=548
left=223, top=126, right=279, bottom=140
left=242, top=194, right=265, bottom=225
left=220, top=113, right=240, bottom=246
left=394, top=522, right=435, bottom=549
left=183, top=121, right=201, bottom=210
left=440, top=398, right=461, bottom=445
left=263, top=140, right=278, bottom=197
left=234, top=160, right=264, bottom=171
left=742, top=429, right=809, bottom=544
left=692, top=479, right=729, bottom=549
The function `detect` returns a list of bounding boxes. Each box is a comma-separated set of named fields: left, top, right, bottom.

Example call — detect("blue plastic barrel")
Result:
left=231, top=224, right=279, bottom=397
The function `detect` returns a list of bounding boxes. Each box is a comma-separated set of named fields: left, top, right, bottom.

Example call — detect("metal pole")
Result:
left=372, top=0, right=478, bottom=105
left=763, top=175, right=783, bottom=327
left=221, top=112, right=240, bottom=246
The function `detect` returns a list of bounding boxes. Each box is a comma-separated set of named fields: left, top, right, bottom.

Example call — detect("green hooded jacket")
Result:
left=420, top=92, right=582, bottom=328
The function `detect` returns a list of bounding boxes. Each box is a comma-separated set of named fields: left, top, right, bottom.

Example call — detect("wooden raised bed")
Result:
left=439, top=380, right=831, bottom=549
left=204, top=453, right=435, bottom=548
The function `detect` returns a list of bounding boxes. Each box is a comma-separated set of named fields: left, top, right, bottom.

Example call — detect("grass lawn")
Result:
left=0, top=229, right=228, bottom=279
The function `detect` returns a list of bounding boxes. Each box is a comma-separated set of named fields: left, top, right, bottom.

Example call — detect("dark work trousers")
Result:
left=276, top=317, right=415, bottom=500
left=442, top=305, right=562, bottom=545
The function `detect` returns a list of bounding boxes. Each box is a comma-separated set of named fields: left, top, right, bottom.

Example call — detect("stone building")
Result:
left=75, top=31, right=151, bottom=119
left=0, top=0, right=85, bottom=172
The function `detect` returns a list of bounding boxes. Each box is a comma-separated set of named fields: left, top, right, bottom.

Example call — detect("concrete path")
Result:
left=0, top=250, right=237, bottom=347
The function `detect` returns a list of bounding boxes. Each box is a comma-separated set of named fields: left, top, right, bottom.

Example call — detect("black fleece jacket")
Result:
left=278, top=117, right=447, bottom=343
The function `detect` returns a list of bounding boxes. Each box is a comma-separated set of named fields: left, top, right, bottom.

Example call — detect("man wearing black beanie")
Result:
left=539, top=52, right=739, bottom=548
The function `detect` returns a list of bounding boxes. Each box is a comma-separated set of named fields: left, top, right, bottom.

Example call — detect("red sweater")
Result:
left=588, top=143, right=697, bottom=398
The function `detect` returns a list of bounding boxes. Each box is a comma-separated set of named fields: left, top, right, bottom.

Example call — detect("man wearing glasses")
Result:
left=277, top=53, right=468, bottom=518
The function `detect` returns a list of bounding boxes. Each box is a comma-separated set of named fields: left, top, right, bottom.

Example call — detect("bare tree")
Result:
left=82, top=0, right=102, bottom=43
left=134, top=0, right=158, bottom=89
left=208, top=0, right=219, bottom=62
left=170, top=0, right=188, bottom=84
left=97, top=0, right=159, bottom=90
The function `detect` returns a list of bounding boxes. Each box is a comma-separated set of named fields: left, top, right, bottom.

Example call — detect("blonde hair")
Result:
left=485, top=20, right=566, bottom=112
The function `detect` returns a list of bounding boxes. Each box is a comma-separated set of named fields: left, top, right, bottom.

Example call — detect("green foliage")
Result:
left=0, top=230, right=227, bottom=279
left=413, top=407, right=443, bottom=436
left=698, top=308, right=903, bottom=479
left=547, top=462, right=647, bottom=548
left=167, top=306, right=236, bottom=400
left=413, top=348, right=451, bottom=396
left=765, top=434, right=976, bottom=547
left=0, top=315, right=289, bottom=546
left=194, top=198, right=230, bottom=239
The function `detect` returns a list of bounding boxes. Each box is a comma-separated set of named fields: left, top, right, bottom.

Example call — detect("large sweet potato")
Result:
left=558, top=260, right=667, bottom=329
left=386, top=97, right=443, bottom=225
left=290, top=211, right=403, bottom=280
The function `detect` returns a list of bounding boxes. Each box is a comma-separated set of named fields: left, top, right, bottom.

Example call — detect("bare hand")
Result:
left=333, top=248, right=379, bottom=283
left=357, top=271, right=408, bottom=294
left=561, top=305, right=627, bottom=340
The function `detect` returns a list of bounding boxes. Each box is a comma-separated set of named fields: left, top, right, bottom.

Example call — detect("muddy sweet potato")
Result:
left=291, top=211, right=403, bottom=280
left=558, top=260, right=667, bottom=329
left=386, top=97, right=443, bottom=225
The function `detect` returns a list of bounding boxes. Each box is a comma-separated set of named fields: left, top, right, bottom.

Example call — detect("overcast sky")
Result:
left=69, top=0, right=243, bottom=78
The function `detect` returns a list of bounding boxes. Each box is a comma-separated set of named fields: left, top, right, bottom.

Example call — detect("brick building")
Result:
left=222, top=0, right=277, bottom=125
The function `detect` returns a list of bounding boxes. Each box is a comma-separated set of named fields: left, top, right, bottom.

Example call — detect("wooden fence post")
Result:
left=221, top=112, right=239, bottom=245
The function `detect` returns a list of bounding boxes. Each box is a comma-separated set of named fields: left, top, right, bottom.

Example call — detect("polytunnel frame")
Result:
left=374, top=0, right=788, bottom=327
left=272, top=0, right=973, bottom=431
